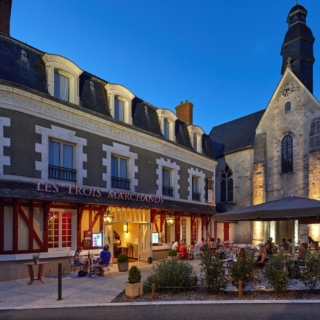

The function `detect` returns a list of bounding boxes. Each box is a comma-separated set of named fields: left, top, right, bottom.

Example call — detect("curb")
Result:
left=1, top=300, right=320, bottom=310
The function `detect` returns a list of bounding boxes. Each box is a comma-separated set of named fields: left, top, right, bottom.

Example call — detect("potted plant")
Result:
left=125, top=266, right=143, bottom=298
left=147, top=256, right=153, bottom=264
left=32, top=253, right=40, bottom=264
left=117, top=253, right=129, bottom=272
left=168, top=249, right=177, bottom=260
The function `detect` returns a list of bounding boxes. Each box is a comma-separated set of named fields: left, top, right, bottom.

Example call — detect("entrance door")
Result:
left=139, top=223, right=152, bottom=261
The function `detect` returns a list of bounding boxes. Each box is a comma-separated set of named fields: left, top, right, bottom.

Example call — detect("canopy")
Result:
left=214, top=196, right=320, bottom=224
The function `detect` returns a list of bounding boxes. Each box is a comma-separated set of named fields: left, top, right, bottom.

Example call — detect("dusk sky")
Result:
left=10, top=0, right=320, bottom=134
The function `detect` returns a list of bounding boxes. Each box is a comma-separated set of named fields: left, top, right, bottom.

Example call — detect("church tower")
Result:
left=281, top=4, right=315, bottom=93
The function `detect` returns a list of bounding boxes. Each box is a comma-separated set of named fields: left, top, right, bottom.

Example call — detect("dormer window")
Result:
left=156, top=109, right=177, bottom=142
left=42, top=54, right=83, bottom=105
left=188, top=125, right=204, bottom=153
left=105, top=84, right=135, bottom=125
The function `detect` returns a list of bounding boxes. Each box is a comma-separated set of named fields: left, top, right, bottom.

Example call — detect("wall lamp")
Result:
left=123, top=223, right=128, bottom=233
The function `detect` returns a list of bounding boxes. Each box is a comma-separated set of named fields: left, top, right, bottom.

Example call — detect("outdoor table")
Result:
left=23, top=261, right=47, bottom=285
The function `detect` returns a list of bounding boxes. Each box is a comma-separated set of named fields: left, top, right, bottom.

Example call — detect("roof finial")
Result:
left=286, top=57, right=293, bottom=69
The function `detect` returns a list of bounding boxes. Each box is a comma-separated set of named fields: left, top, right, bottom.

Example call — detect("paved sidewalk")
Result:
left=0, top=259, right=319, bottom=310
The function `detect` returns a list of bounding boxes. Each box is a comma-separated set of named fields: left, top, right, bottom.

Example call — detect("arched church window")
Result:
left=220, top=165, right=233, bottom=202
left=282, top=135, right=293, bottom=173
left=284, top=101, right=291, bottom=113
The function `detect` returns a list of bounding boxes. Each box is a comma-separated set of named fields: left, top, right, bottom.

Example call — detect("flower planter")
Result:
left=118, top=261, right=129, bottom=272
left=125, top=282, right=143, bottom=298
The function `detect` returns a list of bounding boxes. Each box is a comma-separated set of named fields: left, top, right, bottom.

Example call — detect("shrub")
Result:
left=168, top=249, right=177, bottom=257
left=117, top=254, right=129, bottom=263
left=264, top=254, right=292, bottom=293
left=199, top=251, right=228, bottom=293
left=128, top=266, right=141, bottom=284
left=229, top=254, right=255, bottom=289
left=300, top=252, right=320, bottom=290
left=143, top=259, right=197, bottom=293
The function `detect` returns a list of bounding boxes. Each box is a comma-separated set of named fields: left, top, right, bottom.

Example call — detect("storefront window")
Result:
left=48, top=211, right=72, bottom=249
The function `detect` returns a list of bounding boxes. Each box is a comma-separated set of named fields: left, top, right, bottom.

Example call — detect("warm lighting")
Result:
left=103, top=209, right=113, bottom=224
left=166, top=214, right=175, bottom=226
left=123, top=223, right=128, bottom=233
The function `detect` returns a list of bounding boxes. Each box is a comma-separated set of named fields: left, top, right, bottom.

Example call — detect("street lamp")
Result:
left=103, top=209, right=113, bottom=224
left=166, top=214, right=175, bottom=226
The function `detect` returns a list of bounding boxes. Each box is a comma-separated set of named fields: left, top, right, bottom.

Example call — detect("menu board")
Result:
left=152, top=232, right=159, bottom=244
left=92, top=232, right=103, bottom=247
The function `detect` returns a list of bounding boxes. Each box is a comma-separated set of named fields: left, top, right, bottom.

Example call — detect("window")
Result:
left=309, top=118, right=320, bottom=152
left=105, top=84, right=135, bottom=125
left=49, top=140, right=76, bottom=181
left=193, top=133, right=198, bottom=152
left=42, top=54, right=82, bottom=105
left=111, top=155, right=130, bottom=189
left=114, top=98, right=125, bottom=121
left=156, top=109, right=177, bottom=142
left=48, top=211, right=72, bottom=249
left=187, top=125, right=204, bottom=153
left=54, top=71, right=70, bottom=101
left=192, top=176, right=200, bottom=201
left=163, top=118, right=170, bottom=139
left=282, top=135, right=293, bottom=173
left=284, top=101, right=291, bottom=113
left=162, top=168, right=173, bottom=196
left=220, top=165, right=233, bottom=202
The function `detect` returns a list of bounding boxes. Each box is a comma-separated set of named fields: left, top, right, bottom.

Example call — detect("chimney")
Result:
left=175, top=100, right=194, bottom=125
left=0, top=0, right=12, bottom=36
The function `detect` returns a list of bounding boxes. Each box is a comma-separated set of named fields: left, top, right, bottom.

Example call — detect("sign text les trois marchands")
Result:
left=35, top=182, right=164, bottom=203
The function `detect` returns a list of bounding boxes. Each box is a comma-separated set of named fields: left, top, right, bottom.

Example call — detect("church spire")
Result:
left=280, top=4, right=315, bottom=93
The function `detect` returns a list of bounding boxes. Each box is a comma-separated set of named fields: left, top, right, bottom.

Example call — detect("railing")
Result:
left=192, top=192, right=201, bottom=201
left=48, top=165, right=77, bottom=182
left=162, top=186, right=173, bottom=197
left=111, top=176, right=130, bottom=190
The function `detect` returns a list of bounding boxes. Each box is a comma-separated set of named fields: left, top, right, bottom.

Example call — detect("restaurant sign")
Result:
left=35, top=182, right=164, bottom=203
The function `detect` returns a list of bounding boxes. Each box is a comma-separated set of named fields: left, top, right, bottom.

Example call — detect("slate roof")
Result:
left=288, top=4, right=307, bottom=15
left=209, top=110, right=265, bottom=157
left=0, top=33, right=211, bottom=157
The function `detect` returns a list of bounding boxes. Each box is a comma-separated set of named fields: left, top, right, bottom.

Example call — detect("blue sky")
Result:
left=10, top=0, right=320, bottom=134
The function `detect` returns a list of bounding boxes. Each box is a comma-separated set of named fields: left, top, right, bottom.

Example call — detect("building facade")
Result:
left=0, top=0, right=217, bottom=281
left=211, top=4, right=320, bottom=245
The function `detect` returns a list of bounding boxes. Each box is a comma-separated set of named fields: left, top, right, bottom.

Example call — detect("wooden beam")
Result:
left=13, top=199, right=18, bottom=253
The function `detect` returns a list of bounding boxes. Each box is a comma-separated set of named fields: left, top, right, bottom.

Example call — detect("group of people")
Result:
left=73, top=245, right=111, bottom=277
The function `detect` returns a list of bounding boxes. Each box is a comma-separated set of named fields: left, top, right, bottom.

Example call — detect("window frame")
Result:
left=187, top=125, right=204, bottom=153
left=162, top=167, right=173, bottom=197
left=105, top=84, right=135, bottom=125
left=187, top=167, right=205, bottom=202
left=49, top=138, right=76, bottom=182
left=284, top=101, right=292, bottom=114
left=111, top=154, right=130, bottom=190
left=281, top=135, right=294, bottom=173
left=156, top=109, right=177, bottom=142
left=42, top=54, right=83, bottom=105
left=220, top=164, right=233, bottom=202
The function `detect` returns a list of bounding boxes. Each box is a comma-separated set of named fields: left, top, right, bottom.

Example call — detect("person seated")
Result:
left=197, top=238, right=206, bottom=246
left=208, top=237, right=215, bottom=249
left=217, top=245, right=226, bottom=259
left=90, top=244, right=111, bottom=277
left=297, top=242, right=308, bottom=262
left=265, top=241, right=273, bottom=256
left=254, top=246, right=267, bottom=269
left=178, top=245, right=188, bottom=259
left=74, top=246, right=88, bottom=272
left=237, top=248, right=246, bottom=259
left=280, top=238, right=289, bottom=252
left=308, top=236, right=319, bottom=250
left=172, top=240, right=179, bottom=251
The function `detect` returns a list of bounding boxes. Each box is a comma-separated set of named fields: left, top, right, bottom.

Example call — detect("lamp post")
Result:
left=103, top=209, right=113, bottom=225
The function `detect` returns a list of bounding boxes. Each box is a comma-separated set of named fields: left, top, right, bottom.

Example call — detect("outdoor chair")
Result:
left=90, top=252, right=111, bottom=277
left=67, top=254, right=84, bottom=273
left=189, top=244, right=201, bottom=260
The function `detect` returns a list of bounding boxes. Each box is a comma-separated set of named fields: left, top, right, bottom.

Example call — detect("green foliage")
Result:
left=128, top=266, right=141, bottom=284
left=199, top=251, right=228, bottom=293
left=117, top=254, right=129, bottom=263
left=229, top=254, right=255, bottom=289
left=143, top=259, right=198, bottom=293
left=300, top=252, right=320, bottom=290
left=168, top=249, right=177, bottom=257
left=32, top=253, right=40, bottom=260
left=264, top=254, right=292, bottom=293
